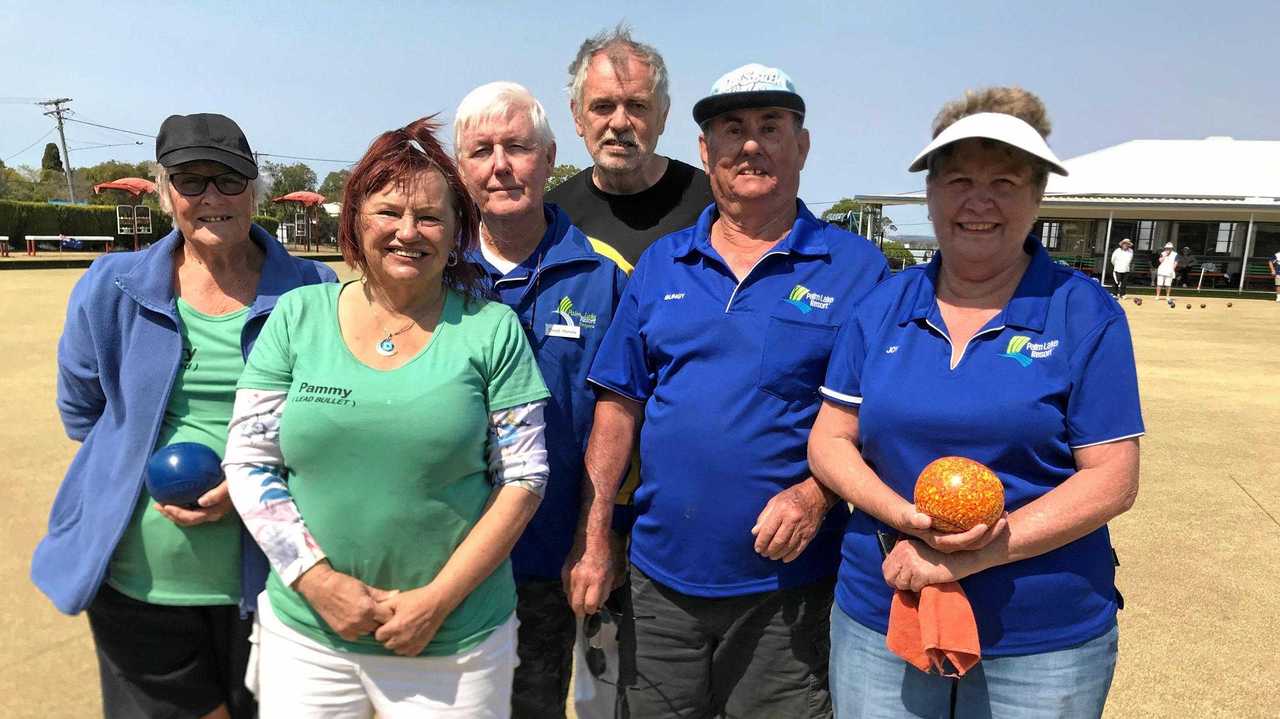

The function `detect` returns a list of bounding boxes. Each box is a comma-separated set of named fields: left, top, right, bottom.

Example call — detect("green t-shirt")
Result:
left=108, top=299, right=246, bottom=605
left=238, top=282, right=549, bottom=656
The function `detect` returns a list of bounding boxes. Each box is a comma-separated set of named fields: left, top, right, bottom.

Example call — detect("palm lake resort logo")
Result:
left=786, top=284, right=834, bottom=314
left=999, top=335, right=1059, bottom=367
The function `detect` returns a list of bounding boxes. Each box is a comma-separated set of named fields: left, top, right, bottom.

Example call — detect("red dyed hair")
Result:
left=339, top=116, right=484, bottom=297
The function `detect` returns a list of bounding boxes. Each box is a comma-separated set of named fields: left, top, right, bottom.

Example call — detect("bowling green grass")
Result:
left=1, top=266, right=1277, bottom=718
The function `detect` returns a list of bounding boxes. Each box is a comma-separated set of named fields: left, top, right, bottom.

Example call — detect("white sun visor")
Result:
left=908, top=112, right=1068, bottom=176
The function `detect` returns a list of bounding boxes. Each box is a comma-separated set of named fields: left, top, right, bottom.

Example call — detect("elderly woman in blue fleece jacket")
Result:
left=31, top=113, right=335, bottom=719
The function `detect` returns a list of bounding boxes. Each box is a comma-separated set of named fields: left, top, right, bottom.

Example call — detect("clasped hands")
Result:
left=293, top=561, right=454, bottom=657
left=880, top=507, right=1010, bottom=593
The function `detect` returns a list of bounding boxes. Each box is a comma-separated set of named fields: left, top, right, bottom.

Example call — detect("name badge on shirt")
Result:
left=546, top=323, right=582, bottom=339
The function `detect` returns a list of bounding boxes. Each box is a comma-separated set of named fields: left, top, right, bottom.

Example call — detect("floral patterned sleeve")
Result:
left=487, top=400, right=549, bottom=496
left=223, top=388, right=325, bottom=586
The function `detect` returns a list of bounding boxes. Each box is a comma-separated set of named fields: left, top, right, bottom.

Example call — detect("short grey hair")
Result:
left=153, top=162, right=265, bottom=215
left=453, top=81, right=555, bottom=153
left=568, top=24, right=669, bottom=113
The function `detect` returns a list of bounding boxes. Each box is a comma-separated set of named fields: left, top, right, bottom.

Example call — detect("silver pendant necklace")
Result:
left=375, top=321, right=416, bottom=357
left=366, top=290, right=417, bottom=358
left=364, top=281, right=447, bottom=358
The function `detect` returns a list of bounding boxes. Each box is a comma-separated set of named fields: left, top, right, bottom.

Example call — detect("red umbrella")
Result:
left=93, top=177, right=157, bottom=197
left=93, top=177, right=157, bottom=251
left=272, top=191, right=327, bottom=251
left=271, top=190, right=326, bottom=207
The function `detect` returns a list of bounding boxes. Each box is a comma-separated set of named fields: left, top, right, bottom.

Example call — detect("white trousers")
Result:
left=250, top=591, right=518, bottom=718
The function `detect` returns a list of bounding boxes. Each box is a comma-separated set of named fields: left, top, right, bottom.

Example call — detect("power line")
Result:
left=257, top=152, right=355, bottom=165
left=70, top=141, right=146, bottom=152
left=64, top=116, right=155, bottom=138
left=3, top=127, right=57, bottom=162
left=39, top=110, right=357, bottom=167
left=62, top=121, right=354, bottom=164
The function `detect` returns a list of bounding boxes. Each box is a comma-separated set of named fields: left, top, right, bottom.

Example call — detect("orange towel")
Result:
left=886, top=582, right=981, bottom=677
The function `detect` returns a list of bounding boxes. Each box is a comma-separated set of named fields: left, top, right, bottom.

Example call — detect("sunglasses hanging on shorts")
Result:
left=583, top=608, right=614, bottom=681
left=170, top=171, right=249, bottom=197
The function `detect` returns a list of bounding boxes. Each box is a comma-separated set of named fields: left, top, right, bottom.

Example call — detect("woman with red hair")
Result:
left=223, top=117, right=550, bottom=718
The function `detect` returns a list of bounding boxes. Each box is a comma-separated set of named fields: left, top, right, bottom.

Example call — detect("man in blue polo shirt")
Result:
left=566, top=63, right=889, bottom=718
left=455, top=82, right=629, bottom=719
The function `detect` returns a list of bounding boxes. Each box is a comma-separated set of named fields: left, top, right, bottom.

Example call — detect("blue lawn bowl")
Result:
left=146, top=442, right=223, bottom=508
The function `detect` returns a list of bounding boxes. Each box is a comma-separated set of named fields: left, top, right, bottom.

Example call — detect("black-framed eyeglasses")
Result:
left=170, top=171, right=249, bottom=197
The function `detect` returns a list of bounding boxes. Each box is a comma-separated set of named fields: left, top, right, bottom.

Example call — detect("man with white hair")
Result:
left=546, top=25, right=714, bottom=268
left=571, top=63, right=888, bottom=718
left=454, top=82, right=629, bottom=719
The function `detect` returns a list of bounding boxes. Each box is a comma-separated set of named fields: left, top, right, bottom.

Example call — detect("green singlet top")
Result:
left=238, top=283, right=549, bottom=656
left=108, top=298, right=247, bottom=605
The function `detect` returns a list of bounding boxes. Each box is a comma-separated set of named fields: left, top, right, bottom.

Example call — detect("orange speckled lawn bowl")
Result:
left=914, top=457, right=1005, bottom=533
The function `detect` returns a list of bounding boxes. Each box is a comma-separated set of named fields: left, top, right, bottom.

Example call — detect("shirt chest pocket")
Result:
left=757, top=315, right=838, bottom=402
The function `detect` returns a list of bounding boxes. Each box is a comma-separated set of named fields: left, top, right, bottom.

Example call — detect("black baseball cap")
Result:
left=156, top=113, right=258, bottom=179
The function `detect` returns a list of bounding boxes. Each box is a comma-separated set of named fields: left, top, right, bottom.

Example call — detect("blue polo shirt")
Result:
left=821, top=236, right=1144, bottom=656
left=470, top=204, right=628, bottom=582
left=588, top=200, right=889, bottom=597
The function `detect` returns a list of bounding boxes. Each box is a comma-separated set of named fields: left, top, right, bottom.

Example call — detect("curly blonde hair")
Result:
left=931, top=86, right=1051, bottom=139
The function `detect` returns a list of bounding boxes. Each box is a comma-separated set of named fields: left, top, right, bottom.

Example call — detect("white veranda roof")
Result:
left=1046, top=137, right=1280, bottom=201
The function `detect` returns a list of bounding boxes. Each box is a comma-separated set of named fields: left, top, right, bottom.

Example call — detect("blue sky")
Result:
left=3, top=0, right=1276, bottom=235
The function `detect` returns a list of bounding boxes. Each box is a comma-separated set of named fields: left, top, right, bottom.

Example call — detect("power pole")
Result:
left=38, top=98, right=76, bottom=203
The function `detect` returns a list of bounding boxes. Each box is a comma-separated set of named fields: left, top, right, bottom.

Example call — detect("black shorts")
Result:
left=87, top=584, right=256, bottom=719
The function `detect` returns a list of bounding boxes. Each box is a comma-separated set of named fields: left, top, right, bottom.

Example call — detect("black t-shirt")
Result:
left=546, top=159, right=714, bottom=267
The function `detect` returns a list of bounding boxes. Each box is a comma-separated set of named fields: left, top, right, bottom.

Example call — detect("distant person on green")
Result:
left=223, top=117, right=550, bottom=718
left=31, top=113, right=336, bottom=719
left=1270, top=249, right=1280, bottom=302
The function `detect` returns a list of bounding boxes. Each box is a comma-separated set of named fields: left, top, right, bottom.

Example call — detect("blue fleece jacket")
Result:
left=31, top=224, right=337, bottom=615
left=469, top=204, right=628, bottom=581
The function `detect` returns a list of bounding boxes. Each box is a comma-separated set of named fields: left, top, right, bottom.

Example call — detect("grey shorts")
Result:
left=624, top=566, right=834, bottom=719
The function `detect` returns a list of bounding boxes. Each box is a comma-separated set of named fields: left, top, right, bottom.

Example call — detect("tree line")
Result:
left=0, top=143, right=349, bottom=219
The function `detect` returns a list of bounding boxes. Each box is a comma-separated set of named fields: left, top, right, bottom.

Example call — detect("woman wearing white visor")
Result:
left=809, top=87, right=1142, bottom=718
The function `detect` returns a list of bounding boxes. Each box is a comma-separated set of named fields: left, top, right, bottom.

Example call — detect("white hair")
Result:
left=153, top=162, right=265, bottom=215
left=453, top=81, right=555, bottom=154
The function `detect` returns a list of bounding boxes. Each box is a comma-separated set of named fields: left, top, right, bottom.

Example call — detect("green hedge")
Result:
left=0, top=200, right=280, bottom=251
left=254, top=215, right=279, bottom=237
